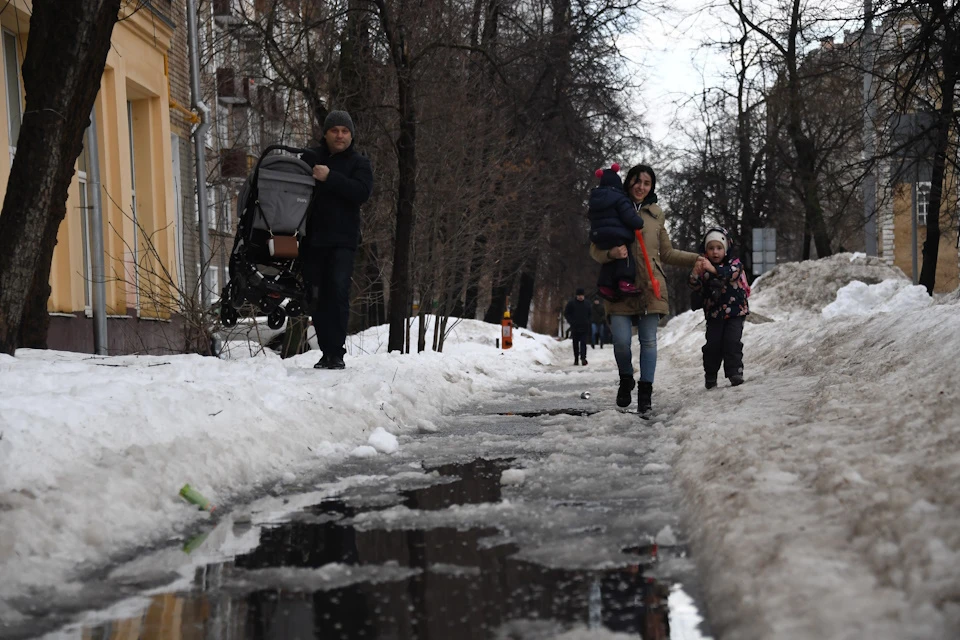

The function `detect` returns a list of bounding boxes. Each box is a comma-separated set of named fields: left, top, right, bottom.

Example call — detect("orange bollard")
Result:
left=501, top=307, right=513, bottom=349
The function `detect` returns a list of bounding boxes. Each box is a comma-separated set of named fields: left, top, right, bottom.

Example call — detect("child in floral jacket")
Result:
left=688, top=227, right=750, bottom=389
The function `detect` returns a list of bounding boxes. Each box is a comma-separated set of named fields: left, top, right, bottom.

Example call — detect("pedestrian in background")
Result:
left=564, top=288, right=592, bottom=366
left=590, top=297, right=607, bottom=349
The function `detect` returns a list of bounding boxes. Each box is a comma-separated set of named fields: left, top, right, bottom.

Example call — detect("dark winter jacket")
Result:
left=588, top=186, right=643, bottom=249
left=688, top=257, right=750, bottom=320
left=300, top=140, right=374, bottom=251
left=564, top=298, right=592, bottom=332
left=589, top=203, right=700, bottom=316
left=590, top=300, right=606, bottom=324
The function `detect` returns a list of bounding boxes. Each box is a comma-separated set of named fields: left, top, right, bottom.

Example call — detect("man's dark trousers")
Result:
left=702, top=316, right=745, bottom=379
left=571, top=330, right=589, bottom=361
left=304, top=247, right=355, bottom=359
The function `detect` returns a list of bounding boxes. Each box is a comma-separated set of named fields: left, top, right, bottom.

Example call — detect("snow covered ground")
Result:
left=1, top=253, right=958, bottom=639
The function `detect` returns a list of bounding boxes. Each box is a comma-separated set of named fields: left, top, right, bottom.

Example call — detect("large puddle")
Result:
left=70, top=458, right=707, bottom=639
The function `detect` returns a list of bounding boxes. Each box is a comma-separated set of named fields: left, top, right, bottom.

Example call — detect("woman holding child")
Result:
left=589, top=164, right=708, bottom=414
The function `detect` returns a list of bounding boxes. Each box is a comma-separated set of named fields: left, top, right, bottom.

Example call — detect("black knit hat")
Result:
left=595, top=163, right=622, bottom=189
left=576, top=287, right=585, bottom=295
left=323, top=110, right=355, bottom=137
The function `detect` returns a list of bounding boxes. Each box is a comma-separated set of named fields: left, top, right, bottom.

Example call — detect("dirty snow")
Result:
left=1, top=253, right=959, bottom=639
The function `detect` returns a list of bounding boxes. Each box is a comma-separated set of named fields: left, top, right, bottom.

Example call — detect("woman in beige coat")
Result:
left=589, top=164, right=706, bottom=413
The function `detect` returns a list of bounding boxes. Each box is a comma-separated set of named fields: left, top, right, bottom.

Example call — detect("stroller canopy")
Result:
left=239, top=154, right=315, bottom=237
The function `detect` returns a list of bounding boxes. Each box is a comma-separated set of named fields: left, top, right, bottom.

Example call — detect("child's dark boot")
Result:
left=730, top=375, right=744, bottom=387
left=705, top=375, right=717, bottom=390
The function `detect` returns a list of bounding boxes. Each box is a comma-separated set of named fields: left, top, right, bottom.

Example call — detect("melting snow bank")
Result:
left=0, top=319, right=563, bottom=605
left=660, top=254, right=960, bottom=639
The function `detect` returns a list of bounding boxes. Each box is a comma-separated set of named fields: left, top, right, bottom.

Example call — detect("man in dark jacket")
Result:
left=300, top=110, right=374, bottom=370
left=590, top=297, right=608, bottom=349
left=564, top=288, right=592, bottom=366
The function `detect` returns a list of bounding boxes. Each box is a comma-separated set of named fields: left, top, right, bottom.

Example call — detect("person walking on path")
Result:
left=590, top=297, right=607, bottom=348
left=589, top=164, right=707, bottom=413
left=688, top=227, right=750, bottom=388
left=300, top=110, right=374, bottom=370
left=564, top=288, right=592, bottom=366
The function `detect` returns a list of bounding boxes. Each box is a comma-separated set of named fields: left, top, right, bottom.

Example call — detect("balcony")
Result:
left=220, top=148, right=254, bottom=179
left=216, top=68, right=250, bottom=104
left=213, top=0, right=242, bottom=24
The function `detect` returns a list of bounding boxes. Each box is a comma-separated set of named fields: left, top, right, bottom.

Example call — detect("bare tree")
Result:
left=0, top=0, right=124, bottom=355
left=726, top=0, right=843, bottom=259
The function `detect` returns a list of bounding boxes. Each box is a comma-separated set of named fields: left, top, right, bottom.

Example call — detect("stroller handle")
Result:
left=260, top=144, right=309, bottom=157
left=251, top=144, right=312, bottom=179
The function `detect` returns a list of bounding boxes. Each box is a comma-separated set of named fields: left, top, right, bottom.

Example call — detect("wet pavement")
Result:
left=11, top=380, right=712, bottom=639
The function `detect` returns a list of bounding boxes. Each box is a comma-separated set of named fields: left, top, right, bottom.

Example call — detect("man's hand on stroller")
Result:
left=312, top=164, right=330, bottom=182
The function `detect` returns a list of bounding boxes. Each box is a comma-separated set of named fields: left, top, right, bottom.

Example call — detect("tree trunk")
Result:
left=17, top=266, right=52, bottom=348
left=483, top=257, right=517, bottom=324
left=0, top=0, right=122, bottom=355
left=513, top=262, right=536, bottom=328
left=387, top=77, right=416, bottom=352
left=361, top=243, right=386, bottom=329
left=279, top=316, right=309, bottom=358
left=417, top=305, right=427, bottom=352
left=375, top=0, right=417, bottom=353
left=918, top=5, right=957, bottom=295
left=462, top=234, right=486, bottom=318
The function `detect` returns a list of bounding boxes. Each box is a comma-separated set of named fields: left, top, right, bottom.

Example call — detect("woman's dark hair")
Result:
left=624, top=164, right=657, bottom=205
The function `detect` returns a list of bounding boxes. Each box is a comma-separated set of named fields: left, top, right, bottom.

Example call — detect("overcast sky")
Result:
left=619, top=1, right=732, bottom=150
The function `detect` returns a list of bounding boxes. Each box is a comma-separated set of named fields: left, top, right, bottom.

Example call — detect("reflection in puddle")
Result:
left=77, top=459, right=704, bottom=639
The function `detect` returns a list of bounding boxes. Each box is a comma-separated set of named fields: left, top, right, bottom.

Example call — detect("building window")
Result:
left=917, top=182, right=930, bottom=227
left=197, top=262, right=220, bottom=299
left=209, top=265, right=220, bottom=299
left=3, top=29, right=22, bottom=161
left=127, top=101, right=141, bottom=310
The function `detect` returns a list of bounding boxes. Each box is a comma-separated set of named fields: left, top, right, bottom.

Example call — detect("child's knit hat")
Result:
left=703, top=228, right=728, bottom=251
left=594, top=163, right=622, bottom=189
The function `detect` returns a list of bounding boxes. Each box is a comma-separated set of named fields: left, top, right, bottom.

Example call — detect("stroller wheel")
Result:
left=220, top=300, right=239, bottom=328
left=267, top=309, right=286, bottom=330
left=285, top=300, right=303, bottom=317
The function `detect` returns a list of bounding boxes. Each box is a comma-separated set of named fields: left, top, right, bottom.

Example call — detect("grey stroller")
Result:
left=219, top=145, right=315, bottom=329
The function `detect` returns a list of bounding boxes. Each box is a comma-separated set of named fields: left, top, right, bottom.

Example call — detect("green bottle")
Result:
left=179, top=484, right=215, bottom=511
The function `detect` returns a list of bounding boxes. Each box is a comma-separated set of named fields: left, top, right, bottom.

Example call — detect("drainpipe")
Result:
left=87, top=109, right=108, bottom=354
left=186, top=0, right=212, bottom=314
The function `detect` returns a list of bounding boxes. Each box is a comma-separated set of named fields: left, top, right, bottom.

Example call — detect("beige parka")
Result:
left=589, top=202, right=699, bottom=317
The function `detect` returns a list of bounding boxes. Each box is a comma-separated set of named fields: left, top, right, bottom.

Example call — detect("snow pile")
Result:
left=0, top=318, right=565, bottom=602
left=658, top=254, right=960, bottom=639
left=822, top=279, right=934, bottom=319
left=749, top=252, right=907, bottom=318
left=367, top=426, right=399, bottom=454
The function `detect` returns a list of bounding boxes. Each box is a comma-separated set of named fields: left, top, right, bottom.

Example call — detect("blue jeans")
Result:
left=608, top=313, right=659, bottom=383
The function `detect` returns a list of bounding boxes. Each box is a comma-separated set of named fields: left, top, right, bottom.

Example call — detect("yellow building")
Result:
left=0, top=1, right=192, bottom=353
left=884, top=179, right=960, bottom=293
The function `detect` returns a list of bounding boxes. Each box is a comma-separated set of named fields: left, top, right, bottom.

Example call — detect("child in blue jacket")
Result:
left=587, top=164, right=643, bottom=300
left=688, top=227, right=750, bottom=389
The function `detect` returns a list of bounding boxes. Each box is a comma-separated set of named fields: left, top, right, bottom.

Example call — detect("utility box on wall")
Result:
left=752, top=228, right=777, bottom=276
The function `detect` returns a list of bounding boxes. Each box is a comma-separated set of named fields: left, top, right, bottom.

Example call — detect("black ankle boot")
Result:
left=637, top=381, right=653, bottom=413
left=616, top=375, right=635, bottom=408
